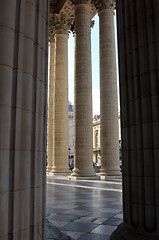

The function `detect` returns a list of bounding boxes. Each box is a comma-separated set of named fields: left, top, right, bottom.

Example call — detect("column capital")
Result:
left=71, top=0, right=91, bottom=5
left=49, top=14, right=55, bottom=42
left=49, top=28, right=55, bottom=42
left=92, top=0, right=116, bottom=11
left=50, top=14, right=73, bottom=35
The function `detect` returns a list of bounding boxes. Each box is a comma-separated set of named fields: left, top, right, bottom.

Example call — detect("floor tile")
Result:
left=49, top=220, right=68, bottom=228
left=46, top=176, right=123, bottom=240
left=86, top=211, right=116, bottom=218
left=78, top=233, right=110, bottom=240
left=99, top=208, right=120, bottom=214
left=61, top=222, right=98, bottom=233
left=53, top=204, right=77, bottom=209
left=91, top=225, right=117, bottom=235
left=93, top=218, right=108, bottom=225
left=62, top=231, right=85, bottom=240
left=48, top=208, right=68, bottom=214
left=48, top=214, right=78, bottom=221
left=74, top=216, right=98, bottom=223
left=63, top=209, right=90, bottom=216
left=103, top=217, right=123, bottom=226
left=114, top=212, right=123, bottom=219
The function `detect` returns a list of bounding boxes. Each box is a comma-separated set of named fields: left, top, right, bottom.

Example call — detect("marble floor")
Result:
left=46, top=175, right=123, bottom=240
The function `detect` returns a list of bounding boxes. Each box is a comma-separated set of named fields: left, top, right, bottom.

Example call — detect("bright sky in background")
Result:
left=68, top=13, right=119, bottom=116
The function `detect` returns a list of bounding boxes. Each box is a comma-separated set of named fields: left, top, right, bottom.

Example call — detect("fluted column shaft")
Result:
left=0, top=0, right=48, bottom=239
left=71, top=1, right=96, bottom=178
left=98, top=4, right=120, bottom=177
left=52, top=32, right=69, bottom=174
left=111, top=0, right=159, bottom=239
left=47, top=39, right=55, bottom=172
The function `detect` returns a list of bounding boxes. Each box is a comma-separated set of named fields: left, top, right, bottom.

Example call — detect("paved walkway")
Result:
left=46, top=175, right=123, bottom=240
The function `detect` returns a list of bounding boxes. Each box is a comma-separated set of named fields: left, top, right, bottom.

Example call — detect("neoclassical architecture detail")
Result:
left=70, top=19, right=95, bottom=35
left=92, top=0, right=116, bottom=11
left=70, top=0, right=97, bottom=179
left=51, top=14, right=73, bottom=35
left=0, top=0, right=49, bottom=239
left=49, top=26, right=55, bottom=42
left=52, top=14, right=70, bottom=175
left=47, top=38, right=55, bottom=172
left=1, top=1, right=159, bottom=240
left=71, top=0, right=97, bottom=17
left=93, top=0, right=120, bottom=179
left=111, top=0, right=159, bottom=239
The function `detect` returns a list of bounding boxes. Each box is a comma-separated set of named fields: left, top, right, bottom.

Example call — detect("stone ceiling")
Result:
left=50, top=0, right=97, bottom=19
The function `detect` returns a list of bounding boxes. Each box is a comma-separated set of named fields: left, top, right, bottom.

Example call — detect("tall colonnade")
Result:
left=1, top=0, right=158, bottom=239
left=47, top=0, right=120, bottom=179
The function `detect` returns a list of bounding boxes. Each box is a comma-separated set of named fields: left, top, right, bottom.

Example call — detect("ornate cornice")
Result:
left=50, top=14, right=73, bottom=35
left=92, top=0, right=116, bottom=11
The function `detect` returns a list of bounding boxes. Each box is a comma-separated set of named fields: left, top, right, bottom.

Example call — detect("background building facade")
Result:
left=93, top=113, right=121, bottom=166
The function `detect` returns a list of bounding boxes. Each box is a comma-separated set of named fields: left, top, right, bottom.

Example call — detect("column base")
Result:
left=110, top=223, right=151, bottom=240
left=69, top=168, right=99, bottom=180
left=51, top=167, right=70, bottom=176
left=99, top=174, right=122, bottom=180
left=70, top=167, right=99, bottom=179
left=98, top=169, right=121, bottom=180
left=51, top=172, right=71, bottom=176
left=46, top=166, right=52, bottom=172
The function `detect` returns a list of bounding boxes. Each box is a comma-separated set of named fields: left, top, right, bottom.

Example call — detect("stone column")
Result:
left=70, top=0, right=97, bottom=179
left=47, top=37, right=55, bottom=172
left=111, top=0, right=159, bottom=239
left=0, top=0, right=48, bottom=239
left=93, top=0, right=120, bottom=179
left=51, top=15, right=70, bottom=175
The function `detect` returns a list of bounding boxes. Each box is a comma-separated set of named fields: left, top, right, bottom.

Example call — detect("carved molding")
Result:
left=62, top=0, right=97, bottom=20
left=92, top=0, right=116, bottom=11
left=60, top=0, right=75, bottom=19
left=50, top=14, right=73, bottom=35
left=49, top=29, right=55, bottom=42
left=49, top=14, right=55, bottom=42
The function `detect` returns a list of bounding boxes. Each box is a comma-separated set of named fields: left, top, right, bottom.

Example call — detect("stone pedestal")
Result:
left=111, top=0, right=159, bottom=239
left=70, top=0, right=97, bottom=179
left=47, top=39, right=55, bottom=172
left=0, top=1, right=48, bottom=239
left=94, top=0, right=120, bottom=178
left=52, top=25, right=70, bottom=174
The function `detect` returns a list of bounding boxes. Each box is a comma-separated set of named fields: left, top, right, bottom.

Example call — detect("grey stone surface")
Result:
left=46, top=219, right=72, bottom=240
left=78, top=233, right=110, bottom=240
left=46, top=175, right=122, bottom=239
